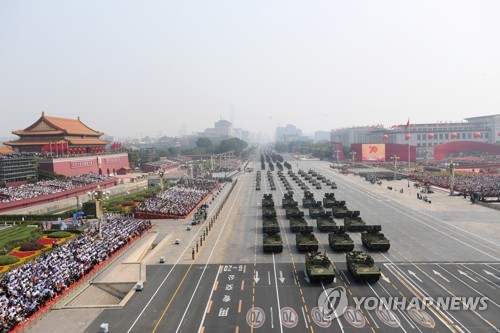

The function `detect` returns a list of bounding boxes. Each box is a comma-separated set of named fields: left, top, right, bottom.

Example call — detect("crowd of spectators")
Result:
left=411, top=172, right=500, bottom=198
left=0, top=218, right=151, bottom=332
left=0, top=174, right=114, bottom=203
left=137, top=178, right=218, bottom=216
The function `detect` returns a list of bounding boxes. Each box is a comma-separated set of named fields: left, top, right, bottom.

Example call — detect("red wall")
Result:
left=39, top=153, right=129, bottom=177
left=351, top=141, right=500, bottom=162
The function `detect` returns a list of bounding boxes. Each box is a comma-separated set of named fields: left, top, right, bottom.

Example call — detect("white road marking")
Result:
left=272, top=252, right=284, bottom=333
left=126, top=184, right=229, bottom=333
left=301, top=306, right=309, bottom=329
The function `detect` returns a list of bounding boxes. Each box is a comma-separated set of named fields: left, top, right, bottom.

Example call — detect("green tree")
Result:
left=196, top=137, right=213, bottom=150
left=215, top=138, right=248, bottom=154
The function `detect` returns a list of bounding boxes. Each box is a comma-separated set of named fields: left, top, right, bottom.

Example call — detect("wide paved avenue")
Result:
left=30, top=156, right=500, bottom=333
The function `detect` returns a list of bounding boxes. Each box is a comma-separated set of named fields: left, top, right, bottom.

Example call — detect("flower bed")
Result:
left=37, top=237, right=59, bottom=246
left=9, top=250, right=37, bottom=258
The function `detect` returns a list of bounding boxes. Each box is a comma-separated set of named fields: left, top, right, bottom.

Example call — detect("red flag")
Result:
left=404, top=119, right=410, bottom=131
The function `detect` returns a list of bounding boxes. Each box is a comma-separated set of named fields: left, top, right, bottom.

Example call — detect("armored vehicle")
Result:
left=262, top=207, right=277, bottom=219
left=331, top=182, right=338, bottom=189
left=316, top=211, right=336, bottom=232
left=302, top=191, right=315, bottom=208
left=331, top=201, right=348, bottom=218
left=309, top=201, right=325, bottom=219
left=282, top=196, right=298, bottom=208
left=323, top=193, right=336, bottom=208
left=263, top=232, right=283, bottom=253
left=262, top=194, right=274, bottom=207
left=305, top=251, right=335, bottom=283
left=325, top=180, right=332, bottom=186
left=316, top=184, right=322, bottom=189
left=328, top=226, right=354, bottom=251
left=263, top=219, right=280, bottom=233
left=346, top=250, right=381, bottom=282
left=361, top=225, right=390, bottom=252
left=285, top=206, right=302, bottom=219
left=344, top=212, right=366, bottom=231
left=296, top=232, right=319, bottom=252
left=290, top=218, right=312, bottom=233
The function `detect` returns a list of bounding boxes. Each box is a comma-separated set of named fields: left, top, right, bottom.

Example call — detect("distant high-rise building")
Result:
left=275, top=124, right=304, bottom=142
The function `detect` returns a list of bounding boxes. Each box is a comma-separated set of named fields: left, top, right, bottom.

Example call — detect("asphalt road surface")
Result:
left=83, top=155, right=500, bottom=333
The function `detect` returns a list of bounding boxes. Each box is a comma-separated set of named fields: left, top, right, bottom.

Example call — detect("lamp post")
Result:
left=158, top=170, right=165, bottom=191
left=390, top=155, right=400, bottom=181
left=88, top=186, right=110, bottom=238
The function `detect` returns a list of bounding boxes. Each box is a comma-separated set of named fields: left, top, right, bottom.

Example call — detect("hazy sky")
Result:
left=1, top=1, right=499, bottom=141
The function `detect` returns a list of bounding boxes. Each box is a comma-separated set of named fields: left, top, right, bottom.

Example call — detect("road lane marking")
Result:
left=214, top=281, right=219, bottom=290
left=207, top=300, right=213, bottom=314
left=125, top=183, right=228, bottom=333
left=376, top=281, right=416, bottom=330
left=301, top=307, right=309, bottom=329
left=238, top=300, right=242, bottom=313
left=384, top=261, right=468, bottom=333
left=154, top=177, right=243, bottom=333
left=272, top=252, right=284, bottom=333
left=365, top=282, right=407, bottom=332
left=152, top=259, right=196, bottom=332
left=241, top=280, right=244, bottom=290
left=332, top=174, right=500, bottom=260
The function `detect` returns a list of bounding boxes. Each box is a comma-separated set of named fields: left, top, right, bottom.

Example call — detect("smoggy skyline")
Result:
left=1, top=1, right=499, bottom=141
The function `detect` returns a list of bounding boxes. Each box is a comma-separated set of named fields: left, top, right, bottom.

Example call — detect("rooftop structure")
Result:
left=4, top=112, right=109, bottom=154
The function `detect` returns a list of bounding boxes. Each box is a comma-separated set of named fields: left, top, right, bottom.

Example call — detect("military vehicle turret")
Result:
left=344, top=212, right=366, bottom=231
left=328, top=226, right=354, bottom=251
left=282, top=198, right=298, bottom=208
left=302, top=191, right=315, bottom=208
left=346, top=250, right=381, bottom=282
left=263, top=232, right=283, bottom=253
left=282, top=192, right=297, bottom=208
left=296, top=231, right=319, bottom=252
left=285, top=206, right=302, bottom=219
left=263, top=218, right=280, bottom=233
left=290, top=217, right=312, bottom=233
left=316, top=211, right=336, bottom=232
left=305, top=251, right=335, bottom=283
left=309, top=201, right=325, bottom=219
left=331, top=201, right=348, bottom=218
left=323, top=193, right=336, bottom=208
left=361, top=225, right=390, bottom=252
left=262, top=207, right=277, bottom=219
left=262, top=194, right=274, bottom=207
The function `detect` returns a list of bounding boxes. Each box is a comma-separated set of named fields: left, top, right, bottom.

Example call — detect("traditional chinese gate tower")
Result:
left=4, top=112, right=108, bottom=154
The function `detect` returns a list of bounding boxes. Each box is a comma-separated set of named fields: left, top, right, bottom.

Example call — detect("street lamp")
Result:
left=351, top=151, right=357, bottom=163
left=390, top=155, right=400, bottom=181
left=158, top=170, right=165, bottom=191
left=88, top=186, right=110, bottom=238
